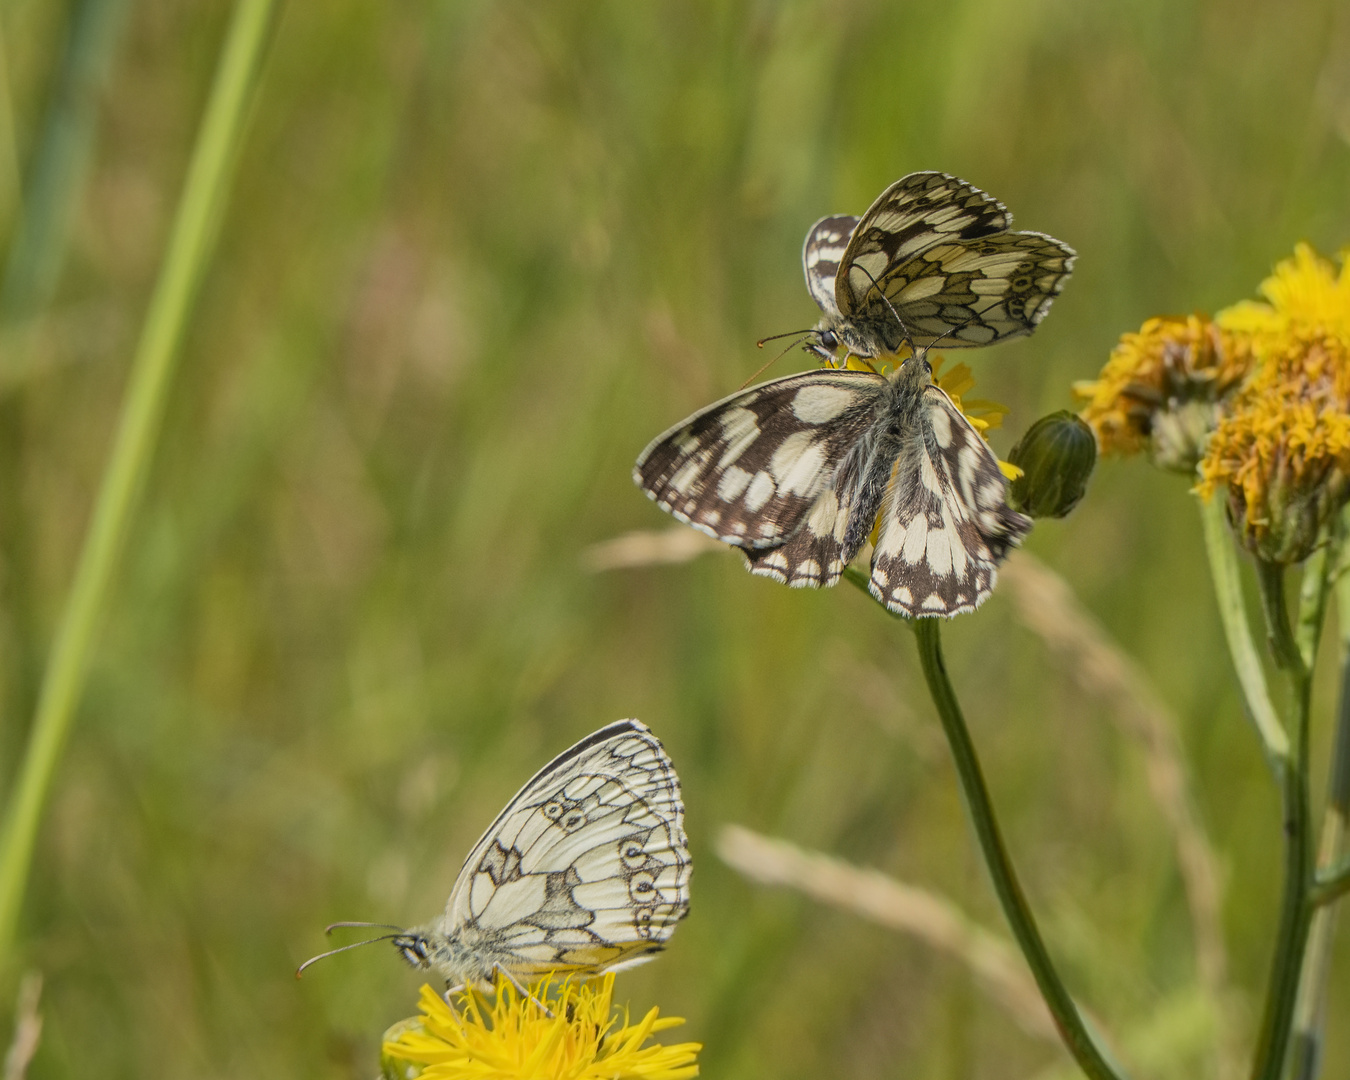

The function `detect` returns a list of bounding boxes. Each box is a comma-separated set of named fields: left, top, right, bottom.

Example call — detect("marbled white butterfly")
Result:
left=803, top=171, right=1074, bottom=362
left=300, top=720, right=690, bottom=991
left=634, top=353, right=1032, bottom=618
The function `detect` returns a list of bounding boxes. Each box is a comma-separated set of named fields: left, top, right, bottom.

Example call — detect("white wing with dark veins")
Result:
left=439, top=719, right=690, bottom=978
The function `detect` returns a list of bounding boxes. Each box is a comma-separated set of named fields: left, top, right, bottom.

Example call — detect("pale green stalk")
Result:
left=1289, top=554, right=1350, bottom=1080
left=1199, top=495, right=1288, bottom=772
left=0, top=0, right=277, bottom=971
left=1248, top=561, right=1314, bottom=1080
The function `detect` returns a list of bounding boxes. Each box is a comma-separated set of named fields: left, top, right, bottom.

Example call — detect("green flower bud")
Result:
left=1007, top=411, right=1097, bottom=519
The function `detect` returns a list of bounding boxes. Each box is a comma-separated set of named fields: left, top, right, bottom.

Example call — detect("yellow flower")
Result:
left=381, top=975, right=700, bottom=1080
left=1074, top=314, right=1253, bottom=470
left=1198, top=244, right=1350, bottom=562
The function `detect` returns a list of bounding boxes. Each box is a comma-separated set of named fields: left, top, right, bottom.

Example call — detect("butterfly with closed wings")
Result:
left=802, top=171, right=1074, bottom=362
left=299, top=719, right=690, bottom=992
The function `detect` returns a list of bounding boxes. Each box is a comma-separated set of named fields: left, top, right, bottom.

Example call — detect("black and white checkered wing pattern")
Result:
left=634, top=371, right=883, bottom=555
left=819, top=172, right=1074, bottom=356
left=439, top=720, right=690, bottom=979
left=869, top=385, right=1031, bottom=617
left=802, top=214, right=861, bottom=319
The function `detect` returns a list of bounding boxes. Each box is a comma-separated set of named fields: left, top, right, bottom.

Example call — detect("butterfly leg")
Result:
left=441, top=982, right=466, bottom=1006
left=492, top=963, right=555, bottom=1018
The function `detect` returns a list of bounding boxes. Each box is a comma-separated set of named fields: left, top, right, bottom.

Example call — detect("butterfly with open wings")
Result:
left=635, top=173, right=1073, bottom=617
left=301, top=720, right=690, bottom=992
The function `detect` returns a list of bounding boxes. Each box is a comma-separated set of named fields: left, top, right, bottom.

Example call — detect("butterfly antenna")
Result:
left=738, top=333, right=811, bottom=390
left=324, top=921, right=403, bottom=934
left=296, top=933, right=402, bottom=978
left=755, top=329, right=814, bottom=346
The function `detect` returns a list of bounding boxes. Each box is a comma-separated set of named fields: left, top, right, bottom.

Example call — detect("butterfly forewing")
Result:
left=635, top=370, right=884, bottom=550
left=439, top=719, right=690, bottom=979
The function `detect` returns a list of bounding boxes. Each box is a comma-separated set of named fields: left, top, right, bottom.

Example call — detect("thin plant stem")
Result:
left=1199, top=495, right=1289, bottom=771
left=911, top=618, right=1127, bottom=1080
left=0, top=0, right=277, bottom=973
left=1289, top=556, right=1350, bottom=1080
left=0, top=0, right=133, bottom=378
left=1249, top=561, right=1315, bottom=1080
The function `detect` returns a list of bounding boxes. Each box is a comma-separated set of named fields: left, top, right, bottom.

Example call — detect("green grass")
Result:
left=0, top=1, right=1348, bottom=1077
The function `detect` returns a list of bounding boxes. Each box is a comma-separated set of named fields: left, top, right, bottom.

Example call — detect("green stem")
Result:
left=1293, top=545, right=1330, bottom=673
left=1289, top=556, right=1350, bottom=1080
left=1249, top=562, right=1314, bottom=1080
left=0, top=0, right=277, bottom=973
left=1199, top=496, right=1289, bottom=771
left=912, top=618, right=1127, bottom=1080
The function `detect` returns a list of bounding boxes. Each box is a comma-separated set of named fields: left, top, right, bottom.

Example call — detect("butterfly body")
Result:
left=802, top=172, right=1075, bottom=362
left=383, top=720, right=690, bottom=990
left=635, top=356, right=1031, bottom=617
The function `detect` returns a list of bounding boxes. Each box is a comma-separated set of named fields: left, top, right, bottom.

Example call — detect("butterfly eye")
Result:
left=562, top=810, right=586, bottom=830
left=542, top=802, right=563, bottom=820
left=633, top=907, right=655, bottom=937
left=397, top=937, right=430, bottom=969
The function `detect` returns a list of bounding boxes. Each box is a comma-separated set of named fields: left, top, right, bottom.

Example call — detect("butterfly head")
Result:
left=392, top=931, right=433, bottom=970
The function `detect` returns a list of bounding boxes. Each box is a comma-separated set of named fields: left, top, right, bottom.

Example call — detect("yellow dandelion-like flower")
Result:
left=1074, top=314, right=1253, bottom=469
left=381, top=975, right=700, bottom=1080
left=1198, top=244, right=1350, bottom=562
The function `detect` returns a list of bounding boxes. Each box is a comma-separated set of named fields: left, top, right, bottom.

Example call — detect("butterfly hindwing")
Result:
left=435, top=719, right=690, bottom=981
left=802, top=214, right=861, bottom=319
left=869, top=384, right=1030, bottom=616
left=869, top=228, right=1076, bottom=348
left=634, top=370, right=884, bottom=551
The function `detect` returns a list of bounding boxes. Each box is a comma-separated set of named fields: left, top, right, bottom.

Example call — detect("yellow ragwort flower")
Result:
left=1074, top=314, right=1253, bottom=470
left=1198, top=244, right=1350, bottom=562
left=381, top=975, right=700, bottom=1080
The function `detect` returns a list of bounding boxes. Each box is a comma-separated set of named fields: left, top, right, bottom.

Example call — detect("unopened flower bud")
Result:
left=1007, top=411, right=1097, bottom=518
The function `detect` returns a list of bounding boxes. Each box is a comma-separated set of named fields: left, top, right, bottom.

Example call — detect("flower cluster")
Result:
left=381, top=975, right=701, bottom=1080
left=1077, top=244, right=1350, bottom=562
left=1075, top=314, right=1253, bottom=470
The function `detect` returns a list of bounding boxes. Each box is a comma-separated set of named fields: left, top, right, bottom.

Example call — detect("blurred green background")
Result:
left=0, top=0, right=1348, bottom=1076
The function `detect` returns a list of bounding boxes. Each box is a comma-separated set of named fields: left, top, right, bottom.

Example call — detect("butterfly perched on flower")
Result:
left=802, top=171, right=1075, bottom=362
left=634, top=351, right=1031, bottom=617
left=301, top=720, right=690, bottom=991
